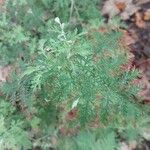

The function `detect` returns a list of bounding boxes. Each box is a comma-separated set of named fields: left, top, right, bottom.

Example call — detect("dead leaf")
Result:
left=59, top=125, right=80, bottom=136
left=0, top=0, right=4, bottom=5
left=59, top=126, right=68, bottom=135
left=144, top=9, right=150, bottom=20
left=0, top=65, right=12, bottom=83
left=136, top=0, right=150, bottom=6
left=102, top=0, right=140, bottom=20
left=115, top=2, right=126, bottom=12
left=98, top=26, right=108, bottom=33
left=51, top=136, right=58, bottom=146
left=66, top=108, right=78, bottom=121
left=135, top=12, right=146, bottom=28
left=122, top=30, right=136, bottom=46
left=102, top=0, right=120, bottom=17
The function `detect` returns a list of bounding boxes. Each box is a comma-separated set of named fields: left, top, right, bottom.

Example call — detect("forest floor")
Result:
left=102, top=0, right=150, bottom=149
left=102, top=0, right=150, bottom=104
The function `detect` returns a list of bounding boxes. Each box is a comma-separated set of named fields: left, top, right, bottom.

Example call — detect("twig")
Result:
left=69, top=0, right=74, bottom=22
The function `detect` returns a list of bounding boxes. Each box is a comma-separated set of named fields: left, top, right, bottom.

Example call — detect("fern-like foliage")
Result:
left=15, top=19, right=144, bottom=127
left=0, top=0, right=149, bottom=150
left=0, top=99, right=31, bottom=149
left=58, top=129, right=118, bottom=150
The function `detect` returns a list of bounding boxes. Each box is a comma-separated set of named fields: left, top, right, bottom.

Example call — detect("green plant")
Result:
left=0, top=98, right=31, bottom=150
left=0, top=0, right=149, bottom=150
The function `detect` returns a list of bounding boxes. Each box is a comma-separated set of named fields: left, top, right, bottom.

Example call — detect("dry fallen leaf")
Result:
left=59, top=125, right=80, bottom=136
left=51, top=136, right=58, bottom=146
left=120, top=142, right=130, bottom=150
left=98, top=26, right=108, bottom=33
left=102, top=0, right=140, bottom=20
left=0, top=65, right=12, bottom=84
left=135, top=12, right=146, bottom=28
left=122, top=30, right=136, bottom=46
left=102, top=0, right=120, bottom=17
left=136, top=0, right=150, bottom=6
left=66, top=108, right=78, bottom=121
left=115, top=2, right=126, bottom=12
left=0, top=0, right=4, bottom=5
left=144, top=9, right=150, bottom=21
